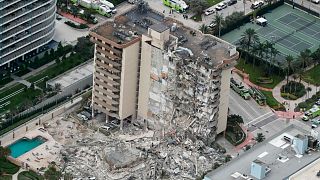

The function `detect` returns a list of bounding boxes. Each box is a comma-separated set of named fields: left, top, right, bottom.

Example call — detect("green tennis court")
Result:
left=221, top=4, right=320, bottom=66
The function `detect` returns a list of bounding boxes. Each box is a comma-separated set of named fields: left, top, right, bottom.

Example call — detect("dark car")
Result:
left=227, top=0, right=238, bottom=5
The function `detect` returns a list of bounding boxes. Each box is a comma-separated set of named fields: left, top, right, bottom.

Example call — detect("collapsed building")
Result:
left=89, top=4, right=239, bottom=141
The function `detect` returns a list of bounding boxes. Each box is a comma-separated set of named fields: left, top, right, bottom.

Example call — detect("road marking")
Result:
left=229, top=95, right=255, bottom=119
left=245, top=111, right=274, bottom=125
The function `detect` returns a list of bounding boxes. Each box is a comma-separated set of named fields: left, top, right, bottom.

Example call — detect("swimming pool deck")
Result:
left=5, top=128, right=62, bottom=172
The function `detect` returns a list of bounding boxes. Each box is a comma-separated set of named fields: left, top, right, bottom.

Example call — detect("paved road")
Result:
left=293, top=0, right=320, bottom=15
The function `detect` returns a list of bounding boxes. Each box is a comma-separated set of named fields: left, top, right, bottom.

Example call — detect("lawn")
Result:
left=0, top=175, right=12, bottom=180
left=236, top=59, right=284, bottom=89
left=0, top=84, right=25, bottom=100
left=207, top=0, right=223, bottom=6
left=18, top=171, right=44, bottom=180
left=0, top=158, right=20, bottom=175
left=261, top=90, right=285, bottom=111
left=303, top=64, right=320, bottom=86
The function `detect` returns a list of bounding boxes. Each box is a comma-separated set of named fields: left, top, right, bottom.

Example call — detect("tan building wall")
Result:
left=118, top=41, right=140, bottom=120
left=216, top=68, right=232, bottom=134
left=137, top=35, right=153, bottom=120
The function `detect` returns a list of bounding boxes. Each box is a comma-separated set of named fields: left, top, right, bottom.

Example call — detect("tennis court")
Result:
left=221, top=4, right=320, bottom=66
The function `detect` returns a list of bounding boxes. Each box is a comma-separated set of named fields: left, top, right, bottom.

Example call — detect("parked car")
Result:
left=311, top=0, right=319, bottom=4
left=315, top=100, right=320, bottom=106
left=209, top=23, right=216, bottom=28
left=128, top=0, right=136, bottom=4
left=215, top=2, right=228, bottom=10
left=204, top=8, right=215, bottom=16
left=312, top=124, right=318, bottom=129
left=227, top=0, right=238, bottom=6
left=251, top=0, right=264, bottom=9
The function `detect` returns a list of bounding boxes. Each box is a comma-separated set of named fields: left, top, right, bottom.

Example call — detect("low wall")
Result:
left=0, top=97, right=82, bottom=146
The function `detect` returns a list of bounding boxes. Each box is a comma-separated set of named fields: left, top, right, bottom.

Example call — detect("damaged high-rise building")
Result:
left=89, top=5, right=239, bottom=140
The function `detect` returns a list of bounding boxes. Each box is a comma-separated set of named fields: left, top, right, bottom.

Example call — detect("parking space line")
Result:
left=245, top=111, right=274, bottom=125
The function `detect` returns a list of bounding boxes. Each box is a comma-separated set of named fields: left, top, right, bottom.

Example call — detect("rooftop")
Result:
left=90, top=6, right=238, bottom=67
left=205, top=125, right=320, bottom=180
left=47, top=61, right=93, bottom=89
left=288, top=157, right=320, bottom=180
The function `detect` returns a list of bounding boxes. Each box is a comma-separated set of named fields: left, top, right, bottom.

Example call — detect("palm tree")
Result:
left=255, top=133, right=265, bottom=142
left=0, top=146, right=11, bottom=159
left=256, top=42, right=266, bottom=62
left=311, top=46, right=320, bottom=66
left=239, top=28, right=260, bottom=63
left=263, top=41, right=273, bottom=68
left=251, top=43, right=259, bottom=68
left=306, top=87, right=312, bottom=98
left=285, top=55, right=294, bottom=84
left=199, top=24, right=209, bottom=34
left=270, top=45, right=279, bottom=75
left=298, top=49, right=312, bottom=70
left=212, top=13, right=224, bottom=37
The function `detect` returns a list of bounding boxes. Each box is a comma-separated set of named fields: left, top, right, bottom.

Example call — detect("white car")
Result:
left=215, top=2, right=227, bottom=11
left=311, top=0, right=319, bottom=4
left=204, top=9, right=215, bottom=16
left=251, top=0, right=264, bottom=9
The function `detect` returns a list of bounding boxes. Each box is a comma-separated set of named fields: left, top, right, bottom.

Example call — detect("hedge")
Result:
left=0, top=158, right=20, bottom=175
left=18, top=171, right=44, bottom=180
left=64, top=21, right=89, bottom=29
left=219, top=0, right=284, bottom=36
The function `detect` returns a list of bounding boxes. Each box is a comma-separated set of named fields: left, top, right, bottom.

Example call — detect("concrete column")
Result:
left=105, top=114, right=109, bottom=123
left=120, top=119, right=123, bottom=131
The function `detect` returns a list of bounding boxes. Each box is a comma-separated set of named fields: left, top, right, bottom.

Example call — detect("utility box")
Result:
left=292, top=134, right=308, bottom=155
left=251, top=159, right=267, bottom=179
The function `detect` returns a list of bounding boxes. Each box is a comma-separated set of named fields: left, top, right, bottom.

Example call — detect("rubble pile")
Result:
left=47, top=115, right=228, bottom=180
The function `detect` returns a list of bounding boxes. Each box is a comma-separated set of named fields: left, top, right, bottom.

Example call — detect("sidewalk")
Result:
left=58, top=11, right=88, bottom=25
left=234, top=125, right=254, bottom=152
left=272, top=76, right=319, bottom=112
left=232, top=68, right=273, bottom=92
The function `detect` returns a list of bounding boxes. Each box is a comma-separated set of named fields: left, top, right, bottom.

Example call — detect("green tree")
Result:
left=239, top=28, right=259, bottom=64
left=298, top=49, right=312, bottom=70
left=227, top=114, right=244, bottom=125
left=225, top=154, right=232, bottom=162
left=306, top=87, right=312, bottom=98
left=212, top=13, right=224, bottom=37
left=0, top=146, right=11, bottom=159
left=189, top=0, right=209, bottom=16
left=285, top=55, right=294, bottom=84
left=255, top=133, right=265, bottom=142
left=44, top=164, right=61, bottom=180
left=199, top=24, right=209, bottom=34
left=311, top=46, right=320, bottom=66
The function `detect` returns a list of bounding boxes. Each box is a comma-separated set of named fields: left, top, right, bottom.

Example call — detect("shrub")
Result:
left=281, top=81, right=306, bottom=99
left=64, top=21, right=89, bottom=29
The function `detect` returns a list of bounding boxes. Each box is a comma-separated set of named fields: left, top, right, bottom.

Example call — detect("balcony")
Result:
left=0, top=23, right=54, bottom=56
left=96, top=54, right=121, bottom=67
left=91, top=37, right=122, bottom=55
left=0, top=10, right=55, bottom=42
left=95, top=73, right=120, bottom=86
left=0, top=0, right=23, bottom=10
left=95, top=78, right=120, bottom=92
left=0, top=5, right=55, bottom=34
left=95, top=68, right=120, bottom=80
left=93, top=97, right=119, bottom=111
left=0, top=0, right=55, bottom=26
left=0, top=19, right=54, bottom=48
left=0, top=0, right=43, bottom=18
left=96, top=59, right=121, bottom=73
left=0, top=29, right=54, bottom=65
left=94, top=85, right=119, bottom=98
left=94, top=92, right=119, bottom=105
left=96, top=47, right=121, bottom=60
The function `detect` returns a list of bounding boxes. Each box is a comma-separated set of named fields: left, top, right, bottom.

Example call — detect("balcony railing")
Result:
left=0, top=0, right=55, bottom=26
left=0, top=29, right=54, bottom=65
left=0, top=0, right=25, bottom=10
left=0, top=11, right=55, bottom=42
left=0, top=0, right=42, bottom=18
left=0, top=23, right=54, bottom=56
left=0, top=18, right=54, bottom=48
left=0, top=5, right=55, bottom=34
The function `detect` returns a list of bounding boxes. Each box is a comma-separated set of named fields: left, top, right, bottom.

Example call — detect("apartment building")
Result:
left=90, top=7, right=238, bottom=137
left=0, top=0, right=56, bottom=66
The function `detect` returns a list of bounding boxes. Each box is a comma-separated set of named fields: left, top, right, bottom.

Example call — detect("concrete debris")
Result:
left=44, top=112, right=229, bottom=180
